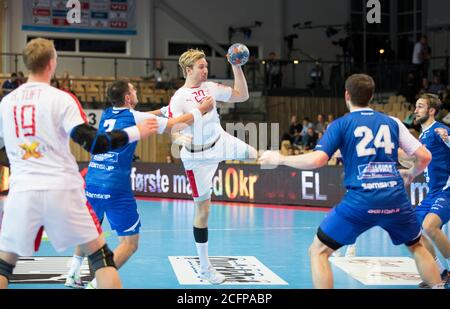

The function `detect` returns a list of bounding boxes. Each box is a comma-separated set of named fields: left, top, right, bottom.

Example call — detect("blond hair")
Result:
left=23, top=38, right=55, bottom=74
left=178, top=49, right=205, bottom=78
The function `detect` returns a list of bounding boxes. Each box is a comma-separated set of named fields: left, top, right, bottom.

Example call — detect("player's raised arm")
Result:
left=226, top=44, right=250, bottom=103
left=227, top=65, right=249, bottom=103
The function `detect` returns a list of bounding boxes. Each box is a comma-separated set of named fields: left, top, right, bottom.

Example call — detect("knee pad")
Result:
left=88, top=244, right=116, bottom=273
left=0, top=258, right=14, bottom=282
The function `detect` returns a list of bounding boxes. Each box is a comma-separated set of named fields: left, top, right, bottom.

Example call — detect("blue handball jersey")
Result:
left=85, top=107, right=167, bottom=190
left=315, top=108, right=421, bottom=208
left=419, top=121, right=450, bottom=194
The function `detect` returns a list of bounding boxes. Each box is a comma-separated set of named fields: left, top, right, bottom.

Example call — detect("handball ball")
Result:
left=227, top=43, right=250, bottom=66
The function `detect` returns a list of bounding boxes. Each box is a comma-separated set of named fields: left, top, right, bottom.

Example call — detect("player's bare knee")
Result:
left=127, top=241, right=139, bottom=254
left=88, top=244, right=116, bottom=273
left=120, top=235, right=139, bottom=253
left=195, top=212, right=209, bottom=224
left=0, top=258, right=15, bottom=282
left=406, top=236, right=422, bottom=252
left=423, top=224, right=438, bottom=239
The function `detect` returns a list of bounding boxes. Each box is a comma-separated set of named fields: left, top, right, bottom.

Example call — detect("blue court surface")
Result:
left=8, top=197, right=450, bottom=289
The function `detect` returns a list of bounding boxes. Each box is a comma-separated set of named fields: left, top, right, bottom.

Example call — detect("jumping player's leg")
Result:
left=221, top=131, right=258, bottom=161
left=184, top=161, right=225, bottom=284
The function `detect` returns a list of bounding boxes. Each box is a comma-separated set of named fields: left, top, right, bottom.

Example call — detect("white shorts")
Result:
left=0, top=188, right=101, bottom=256
left=181, top=131, right=256, bottom=201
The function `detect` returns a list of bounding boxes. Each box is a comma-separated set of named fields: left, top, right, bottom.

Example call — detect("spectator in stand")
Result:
left=59, top=71, right=73, bottom=93
left=265, top=52, right=282, bottom=89
left=428, top=74, right=446, bottom=96
left=147, top=61, right=172, bottom=89
left=292, top=127, right=303, bottom=148
left=326, top=114, right=334, bottom=129
left=399, top=72, right=420, bottom=106
left=1, top=73, right=19, bottom=97
left=299, top=117, right=313, bottom=139
left=315, top=114, right=326, bottom=133
left=16, top=71, right=26, bottom=86
left=288, top=115, right=302, bottom=143
left=302, top=127, right=318, bottom=150
left=50, top=76, right=60, bottom=89
left=412, top=35, right=431, bottom=80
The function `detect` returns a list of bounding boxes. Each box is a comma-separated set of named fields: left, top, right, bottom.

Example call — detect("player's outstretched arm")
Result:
left=227, top=65, right=249, bottom=103
left=148, top=109, right=163, bottom=116
left=164, top=96, right=214, bottom=133
left=70, top=118, right=159, bottom=154
left=259, top=150, right=329, bottom=170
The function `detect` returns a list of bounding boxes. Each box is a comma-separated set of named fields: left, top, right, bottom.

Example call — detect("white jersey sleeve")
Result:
left=168, top=94, right=185, bottom=118
left=205, top=82, right=232, bottom=102
left=131, top=110, right=167, bottom=134
left=59, top=93, right=87, bottom=134
left=390, top=116, right=422, bottom=156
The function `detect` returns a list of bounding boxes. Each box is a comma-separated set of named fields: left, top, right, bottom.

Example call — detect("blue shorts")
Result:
left=415, top=190, right=450, bottom=227
left=86, top=185, right=140, bottom=236
left=319, top=201, right=421, bottom=247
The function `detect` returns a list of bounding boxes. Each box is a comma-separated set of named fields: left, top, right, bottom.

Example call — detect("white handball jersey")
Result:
left=0, top=82, right=86, bottom=191
left=168, top=81, right=232, bottom=145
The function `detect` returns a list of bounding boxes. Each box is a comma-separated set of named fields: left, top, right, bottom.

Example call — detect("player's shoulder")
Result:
left=171, top=87, right=186, bottom=98
left=53, top=88, right=82, bottom=106
left=202, top=81, right=222, bottom=91
left=130, top=109, right=153, bottom=119
left=434, top=121, right=450, bottom=131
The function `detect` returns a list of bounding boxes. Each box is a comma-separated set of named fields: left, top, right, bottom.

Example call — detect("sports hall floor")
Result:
left=8, top=197, right=450, bottom=289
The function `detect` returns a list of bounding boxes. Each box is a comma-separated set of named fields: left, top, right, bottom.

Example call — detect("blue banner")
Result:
left=22, top=0, right=137, bottom=35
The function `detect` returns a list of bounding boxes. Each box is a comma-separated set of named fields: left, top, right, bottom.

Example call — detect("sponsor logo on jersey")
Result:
left=19, top=141, right=43, bottom=160
left=357, top=162, right=398, bottom=180
left=92, top=152, right=119, bottom=162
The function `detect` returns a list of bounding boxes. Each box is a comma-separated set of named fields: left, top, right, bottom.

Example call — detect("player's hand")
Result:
left=258, top=150, right=283, bottom=166
left=137, top=118, right=159, bottom=139
left=435, top=128, right=449, bottom=143
left=171, top=132, right=193, bottom=146
left=198, top=96, right=215, bottom=114
left=399, top=169, right=415, bottom=187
